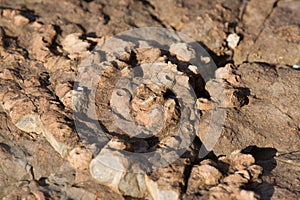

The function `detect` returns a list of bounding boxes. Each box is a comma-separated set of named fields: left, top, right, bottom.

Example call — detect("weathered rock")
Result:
left=209, top=184, right=259, bottom=200
left=0, top=143, right=32, bottom=187
left=61, top=33, right=90, bottom=60
left=187, top=164, right=222, bottom=194
left=223, top=173, right=249, bottom=185
left=29, top=23, right=57, bottom=60
left=68, top=146, right=92, bottom=171
left=214, top=63, right=240, bottom=85
left=185, top=151, right=263, bottom=199
left=219, top=150, right=255, bottom=172
left=0, top=0, right=299, bottom=199
left=235, top=0, right=300, bottom=65
left=2, top=179, right=125, bottom=200
left=118, top=173, right=148, bottom=198
left=13, top=15, right=30, bottom=27
left=146, top=162, right=185, bottom=200
left=201, top=63, right=300, bottom=155
left=90, top=139, right=149, bottom=197
left=257, top=151, right=300, bottom=199
left=205, top=79, right=248, bottom=108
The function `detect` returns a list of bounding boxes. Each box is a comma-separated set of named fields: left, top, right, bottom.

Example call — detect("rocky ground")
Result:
left=0, top=0, right=299, bottom=199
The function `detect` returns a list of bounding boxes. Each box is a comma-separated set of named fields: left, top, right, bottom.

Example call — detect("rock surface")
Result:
left=201, top=63, right=300, bottom=155
left=0, top=0, right=299, bottom=199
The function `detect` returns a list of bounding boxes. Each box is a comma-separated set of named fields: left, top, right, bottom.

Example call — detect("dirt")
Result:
left=0, top=0, right=299, bottom=199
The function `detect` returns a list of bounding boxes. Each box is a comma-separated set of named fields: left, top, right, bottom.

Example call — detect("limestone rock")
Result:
left=68, top=146, right=92, bottom=171
left=90, top=140, right=149, bottom=198
left=209, top=184, right=259, bottom=200
left=201, top=63, right=300, bottom=155
left=187, top=164, right=222, bottom=194
left=235, top=0, right=300, bottom=65
left=146, top=163, right=185, bottom=200
left=13, top=15, right=30, bottom=27
left=0, top=1, right=299, bottom=199
left=219, top=150, right=255, bottom=172
left=61, top=33, right=90, bottom=60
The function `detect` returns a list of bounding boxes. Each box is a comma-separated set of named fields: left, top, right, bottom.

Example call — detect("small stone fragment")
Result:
left=292, top=64, right=300, bottom=69
left=90, top=148, right=126, bottom=193
left=90, top=139, right=149, bottom=198
left=223, top=173, right=249, bottom=185
left=118, top=173, right=148, bottom=198
left=226, top=33, right=240, bottom=49
left=13, top=15, right=30, bottom=27
left=219, top=151, right=255, bottom=173
left=170, top=42, right=196, bottom=61
left=62, top=33, right=90, bottom=59
left=215, top=64, right=240, bottom=85
left=200, top=56, right=211, bottom=64
left=209, top=184, right=258, bottom=200
left=136, top=48, right=162, bottom=64
left=68, top=147, right=92, bottom=171
left=146, top=164, right=185, bottom=200
left=188, top=65, right=200, bottom=74
left=247, top=165, right=263, bottom=180
left=187, top=164, right=222, bottom=194
left=197, top=98, right=214, bottom=111
left=205, top=80, right=247, bottom=108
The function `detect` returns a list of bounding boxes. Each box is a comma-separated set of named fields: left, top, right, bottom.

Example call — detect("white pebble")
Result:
left=226, top=33, right=240, bottom=49
left=201, top=56, right=211, bottom=64
left=188, top=65, right=200, bottom=74
left=77, top=86, right=84, bottom=91
left=292, top=64, right=300, bottom=69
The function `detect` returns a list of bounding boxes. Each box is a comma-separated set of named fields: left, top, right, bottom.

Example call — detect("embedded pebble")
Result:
left=292, top=64, right=300, bottom=69
left=227, top=33, right=240, bottom=49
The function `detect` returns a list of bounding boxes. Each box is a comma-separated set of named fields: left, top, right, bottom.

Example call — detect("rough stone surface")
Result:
left=146, top=160, right=186, bottom=200
left=184, top=151, right=263, bottom=200
left=0, top=0, right=299, bottom=199
left=202, top=63, right=300, bottom=155
left=187, top=164, right=223, bottom=194
left=234, top=0, right=300, bottom=66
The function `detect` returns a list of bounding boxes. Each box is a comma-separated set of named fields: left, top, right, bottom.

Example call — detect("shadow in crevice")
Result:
left=197, top=41, right=233, bottom=68
left=241, top=145, right=277, bottom=200
left=0, top=27, right=29, bottom=58
left=235, top=87, right=251, bottom=97
left=19, top=7, right=38, bottom=22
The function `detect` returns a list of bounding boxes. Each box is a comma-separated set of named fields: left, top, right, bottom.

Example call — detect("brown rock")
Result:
left=61, top=33, right=90, bottom=60
left=13, top=15, right=30, bottom=27
left=187, top=164, right=222, bottom=194
left=0, top=1, right=299, bottom=199
left=68, top=146, right=92, bottom=171
left=223, top=173, right=249, bottom=185
left=209, top=184, right=259, bottom=200
left=235, top=0, right=300, bottom=65
left=219, top=151, right=255, bottom=172
left=146, top=162, right=185, bottom=200
left=203, top=63, right=300, bottom=155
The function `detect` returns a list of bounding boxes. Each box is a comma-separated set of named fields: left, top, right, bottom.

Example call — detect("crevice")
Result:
left=19, top=7, right=38, bottom=22
left=238, top=0, right=250, bottom=21
left=197, top=41, right=233, bottom=68
left=135, top=0, right=155, bottom=10
left=102, top=11, right=110, bottom=25
left=0, top=27, right=29, bottom=59
left=245, top=0, right=281, bottom=62
left=181, top=163, right=193, bottom=195
left=47, top=25, right=63, bottom=56
left=79, top=34, right=98, bottom=51
left=252, top=0, right=280, bottom=43
left=149, top=13, right=167, bottom=28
